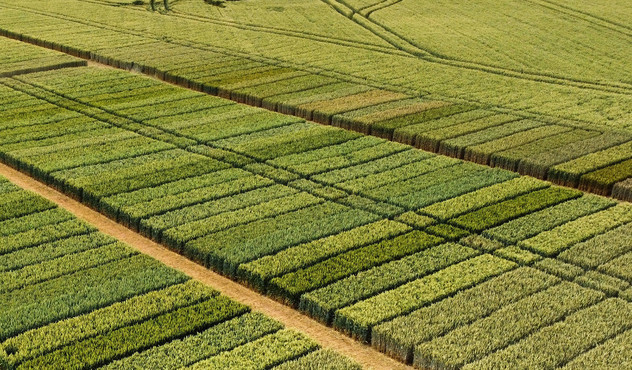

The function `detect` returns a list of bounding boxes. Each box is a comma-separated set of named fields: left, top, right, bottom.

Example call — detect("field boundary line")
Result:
left=0, top=161, right=412, bottom=370
left=0, top=60, right=87, bottom=78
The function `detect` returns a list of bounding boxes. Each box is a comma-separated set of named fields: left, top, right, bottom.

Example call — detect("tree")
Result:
left=150, top=0, right=169, bottom=11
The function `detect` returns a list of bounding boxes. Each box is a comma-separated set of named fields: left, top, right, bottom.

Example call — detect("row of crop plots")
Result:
left=1, top=61, right=632, bottom=368
left=0, top=3, right=631, bottom=200
left=0, top=175, right=360, bottom=369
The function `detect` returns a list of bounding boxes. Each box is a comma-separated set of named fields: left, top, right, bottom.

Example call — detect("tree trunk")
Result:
left=163, top=0, right=169, bottom=10
left=150, top=0, right=156, bottom=10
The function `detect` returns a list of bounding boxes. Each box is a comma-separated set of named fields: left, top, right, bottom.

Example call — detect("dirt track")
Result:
left=0, top=162, right=412, bottom=370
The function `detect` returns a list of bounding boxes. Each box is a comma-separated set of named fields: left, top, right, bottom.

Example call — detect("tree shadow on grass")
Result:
left=111, top=0, right=241, bottom=11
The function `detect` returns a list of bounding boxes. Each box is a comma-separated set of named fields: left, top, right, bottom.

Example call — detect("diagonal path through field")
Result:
left=322, top=0, right=632, bottom=95
left=525, top=0, right=632, bottom=38
left=78, top=0, right=403, bottom=55
left=0, top=161, right=411, bottom=370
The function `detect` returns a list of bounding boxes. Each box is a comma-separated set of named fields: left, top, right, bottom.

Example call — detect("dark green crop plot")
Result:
left=300, top=243, right=478, bottom=323
left=269, top=231, right=443, bottom=304
left=450, top=187, right=582, bottom=232
left=18, top=296, right=249, bottom=369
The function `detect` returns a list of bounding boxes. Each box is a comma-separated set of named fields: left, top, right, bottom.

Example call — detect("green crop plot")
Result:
left=0, top=37, right=85, bottom=77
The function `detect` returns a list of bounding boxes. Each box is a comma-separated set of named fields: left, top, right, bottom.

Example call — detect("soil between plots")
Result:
left=0, top=162, right=410, bottom=370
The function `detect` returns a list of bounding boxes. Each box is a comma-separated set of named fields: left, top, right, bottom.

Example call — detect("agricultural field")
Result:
left=0, top=175, right=360, bottom=369
left=0, top=0, right=631, bottom=199
left=1, top=2, right=632, bottom=369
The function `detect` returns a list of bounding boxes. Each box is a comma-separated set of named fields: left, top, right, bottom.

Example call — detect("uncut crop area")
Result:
left=0, top=1, right=631, bottom=369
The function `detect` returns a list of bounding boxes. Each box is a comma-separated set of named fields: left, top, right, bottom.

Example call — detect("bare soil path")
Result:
left=0, top=162, right=411, bottom=370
